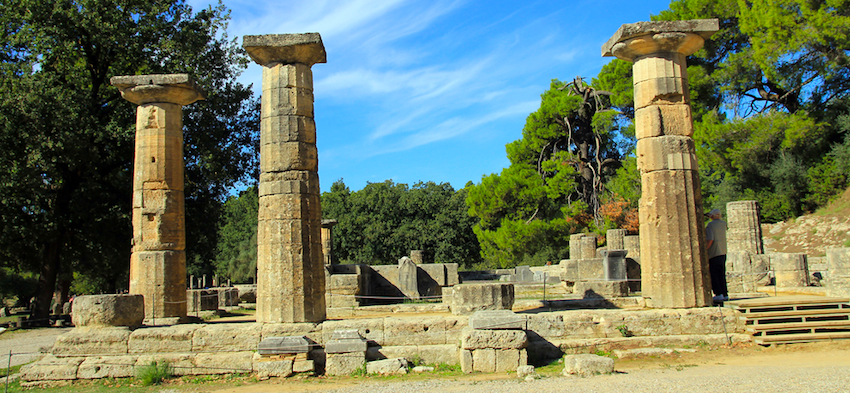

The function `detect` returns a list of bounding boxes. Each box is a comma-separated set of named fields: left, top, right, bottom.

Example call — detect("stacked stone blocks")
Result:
left=111, top=74, right=204, bottom=321
left=603, top=20, right=719, bottom=308
left=244, top=34, right=327, bottom=323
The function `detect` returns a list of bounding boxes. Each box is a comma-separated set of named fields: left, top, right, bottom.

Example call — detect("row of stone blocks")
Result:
left=22, top=304, right=745, bottom=383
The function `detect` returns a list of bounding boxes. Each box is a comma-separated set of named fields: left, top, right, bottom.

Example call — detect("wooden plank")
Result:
left=755, top=331, right=850, bottom=344
left=739, top=309, right=850, bottom=320
left=733, top=303, right=850, bottom=315
left=726, top=296, right=849, bottom=309
left=747, top=320, right=850, bottom=333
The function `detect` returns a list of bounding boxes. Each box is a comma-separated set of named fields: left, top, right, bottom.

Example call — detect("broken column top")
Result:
left=243, top=33, right=327, bottom=67
left=602, top=19, right=719, bottom=61
left=111, top=74, right=205, bottom=106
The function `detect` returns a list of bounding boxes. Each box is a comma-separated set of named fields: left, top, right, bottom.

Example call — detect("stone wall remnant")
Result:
left=111, top=74, right=204, bottom=321
left=772, top=253, right=810, bottom=288
left=243, top=33, right=327, bottom=323
left=606, top=229, right=627, bottom=250
left=450, top=283, right=514, bottom=315
left=321, top=219, right=338, bottom=265
left=826, top=248, right=850, bottom=297
left=603, top=19, right=719, bottom=308
left=727, top=200, right=764, bottom=255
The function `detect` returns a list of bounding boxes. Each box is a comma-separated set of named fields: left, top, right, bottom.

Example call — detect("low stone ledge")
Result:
left=261, top=322, right=322, bottom=344
left=365, top=344, right=459, bottom=366
left=20, top=355, right=84, bottom=381
left=562, top=354, right=614, bottom=377
left=321, top=318, right=383, bottom=345
left=192, top=322, right=262, bottom=352
left=52, top=327, right=131, bottom=356
left=461, top=329, right=528, bottom=350
left=77, top=355, right=137, bottom=379
left=193, top=351, right=253, bottom=375
left=450, top=283, right=514, bottom=315
left=135, top=353, right=194, bottom=376
left=129, top=324, right=201, bottom=353
left=383, top=316, right=446, bottom=346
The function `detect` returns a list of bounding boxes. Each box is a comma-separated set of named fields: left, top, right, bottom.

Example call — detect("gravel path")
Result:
left=0, top=327, right=70, bottom=367
left=323, top=363, right=850, bottom=393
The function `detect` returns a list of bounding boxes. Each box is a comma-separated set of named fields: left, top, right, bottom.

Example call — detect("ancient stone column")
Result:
left=579, top=235, right=598, bottom=260
left=244, top=33, right=327, bottom=323
left=624, top=235, right=641, bottom=259
left=603, top=20, right=719, bottom=308
left=569, top=234, right=586, bottom=260
left=607, top=229, right=627, bottom=250
left=727, top=200, right=764, bottom=254
left=321, top=219, right=338, bottom=266
left=112, top=74, right=204, bottom=321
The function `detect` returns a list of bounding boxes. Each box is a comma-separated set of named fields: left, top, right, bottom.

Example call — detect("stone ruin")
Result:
left=19, top=21, right=850, bottom=386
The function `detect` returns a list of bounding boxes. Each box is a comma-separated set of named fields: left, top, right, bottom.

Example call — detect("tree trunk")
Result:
left=33, top=238, right=61, bottom=325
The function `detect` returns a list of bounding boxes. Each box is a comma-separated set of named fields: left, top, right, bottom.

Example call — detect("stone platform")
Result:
left=21, top=305, right=745, bottom=384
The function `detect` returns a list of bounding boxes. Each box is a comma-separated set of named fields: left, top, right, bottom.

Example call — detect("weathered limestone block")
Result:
left=450, top=283, right=514, bottom=315
left=258, top=193, right=320, bottom=220
left=624, top=235, right=640, bottom=259
left=634, top=104, right=693, bottom=139
left=193, top=351, right=254, bottom=375
left=256, top=358, right=294, bottom=378
left=383, top=316, right=446, bottom=346
left=326, top=352, right=365, bottom=376
left=77, top=355, right=138, bottom=379
left=258, top=336, right=311, bottom=355
left=606, top=229, right=628, bottom=250
left=192, top=323, right=262, bottom=352
left=574, top=281, right=629, bottom=298
left=260, top=115, right=317, bottom=145
left=494, top=349, right=523, bottom=373
left=461, top=329, right=528, bottom=350
left=469, top=310, right=526, bottom=330
left=71, top=294, right=144, bottom=327
left=187, top=289, right=219, bottom=313
left=471, top=348, right=496, bottom=373
left=579, top=235, right=598, bottom=260
left=419, top=263, right=447, bottom=286
left=131, top=189, right=185, bottom=250
left=526, top=313, right=565, bottom=337
left=367, top=358, right=408, bottom=375
left=135, top=353, right=194, bottom=376
left=216, top=288, right=239, bottom=307
left=727, top=200, right=764, bottom=254
left=236, top=284, right=258, bottom=303
left=639, top=169, right=711, bottom=308
left=20, top=355, right=84, bottom=381
left=111, top=74, right=205, bottom=106
left=445, top=263, right=460, bottom=286
left=636, top=136, right=698, bottom=173
left=260, top=141, right=318, bottom=173
left=562, top=354, right=615, bottom=377
left=410, top=250, right=426, bottom=265
left=826, top=248, right=850, bottom=297
left=772, top=253, right=810, bottom=288
left=602, top=249, right=628, bottom=281
left=398, top=257, right=420, bottom=300
left=258, top=171, right=320, bottom=196
left=52, top=327, right=131, bottom=356
left=130, top=250, right=187, bottom=320
left=445, top=315, right=469, bottom=343
left=322, top=318, right=383, bottom=345
left=325, top=329, right=368, bottom=354
left=326, top=273, right=361, bottom=308
left=261, top=323, right=323, bottom=344
left=569, top=234, right=586, bottom=260
left=129, top=324, right=200, bottom=353
left=460, top=349, right=474, bottom=373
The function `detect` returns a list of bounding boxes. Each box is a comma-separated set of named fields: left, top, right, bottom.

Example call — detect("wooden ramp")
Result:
left=725, top=295, right=850, bottom=345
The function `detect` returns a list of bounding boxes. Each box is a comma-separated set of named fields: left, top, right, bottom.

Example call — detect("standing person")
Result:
left=705, top=209, right=728, bottom=303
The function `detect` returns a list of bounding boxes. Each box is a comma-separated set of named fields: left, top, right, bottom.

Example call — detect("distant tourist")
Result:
left=705, top=209, right=728, bottom=303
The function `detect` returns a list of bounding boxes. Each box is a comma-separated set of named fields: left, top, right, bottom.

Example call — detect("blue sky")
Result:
left=188, top=0, right=673, bottom=193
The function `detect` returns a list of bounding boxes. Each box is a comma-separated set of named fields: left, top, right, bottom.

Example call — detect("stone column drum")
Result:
left=321, top=219, right=338, bottom=265
left=244, top=33, right=327, bottom=323
left=726, top=200, right=764, bottom=255
left=607, top=229, right=627, bottom=250
left=112, top=74, right=204, bottom=320
left=603, top=20, right=719, bottom=308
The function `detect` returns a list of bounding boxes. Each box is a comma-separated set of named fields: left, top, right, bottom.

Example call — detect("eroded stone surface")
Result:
left=72, top=295, right=144, bottom=327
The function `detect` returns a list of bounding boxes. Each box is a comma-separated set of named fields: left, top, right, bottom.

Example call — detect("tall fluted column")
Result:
left=111, top=74, right=204, bottom=321
left=243, top=33, right=327, bottom=323
left=603, top=20, right=718, bottom=308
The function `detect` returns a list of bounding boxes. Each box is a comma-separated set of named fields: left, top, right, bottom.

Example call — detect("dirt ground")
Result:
left=203, top=341, right=850, bottom=393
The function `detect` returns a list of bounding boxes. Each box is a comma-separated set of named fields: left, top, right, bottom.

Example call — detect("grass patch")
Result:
left=135, top=361, right=172, bottom=386
left=0, top=363, right=23, bottom=377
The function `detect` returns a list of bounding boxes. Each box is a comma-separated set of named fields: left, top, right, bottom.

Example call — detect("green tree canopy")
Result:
left=321, top=179, right=480, bottom=267
left=0, top=0, right=258, bottom=321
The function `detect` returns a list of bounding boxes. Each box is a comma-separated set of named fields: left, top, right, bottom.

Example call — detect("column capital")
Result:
left=243, top=33, right=327, bottom=67
left=602, top=19, right=718, bottom=62
left=111, top=74, right=205, bottom=106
